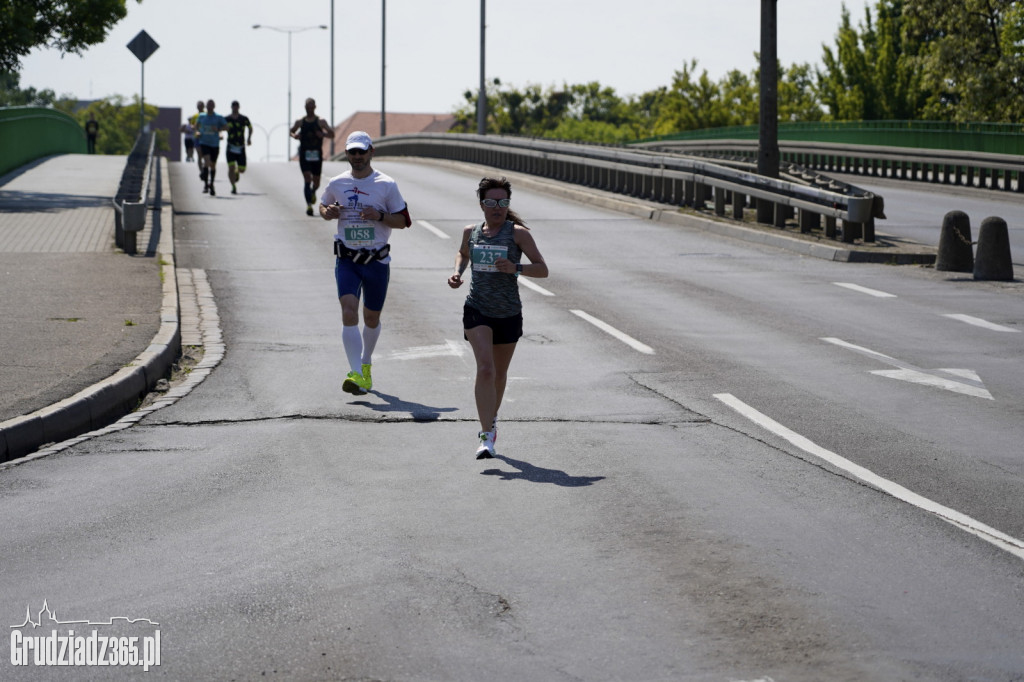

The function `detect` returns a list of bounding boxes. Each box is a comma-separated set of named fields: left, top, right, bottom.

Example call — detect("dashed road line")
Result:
left=714, top=393, right=1024, bottom=562
left=943, top=314, right=1020, bottom=333
left=833, top=282, right=897, bottom=298
left=416, top=220, right=449, bottom=239
left=570, top=309, right=654, bottom=355
left=520, top=277, right=555, bottom=296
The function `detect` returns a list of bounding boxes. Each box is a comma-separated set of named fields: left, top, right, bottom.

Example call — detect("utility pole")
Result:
left=758, top=0, right=779, bottom=180
left=757, top=0, right=780, bottom=224
left=380, top=0, right=387, bottom=138
left=477, top=0, right=486, bottom=135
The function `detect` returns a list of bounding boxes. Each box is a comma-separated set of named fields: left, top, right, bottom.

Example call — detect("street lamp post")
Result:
left=251, top=122, right=290, bottom=162
left=252, top=23, right=328, bottom=161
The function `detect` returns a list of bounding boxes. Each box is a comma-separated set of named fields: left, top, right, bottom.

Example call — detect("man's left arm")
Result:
left=320, top=119, right=335, bottom=138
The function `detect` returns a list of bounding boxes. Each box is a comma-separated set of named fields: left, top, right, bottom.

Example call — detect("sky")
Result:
left=18, top=0, right=870, bottom=163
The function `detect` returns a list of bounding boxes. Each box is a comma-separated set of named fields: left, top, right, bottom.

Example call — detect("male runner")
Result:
left=290, top=98, right=334, bottom=216
left=224, top=101, right=253, bottom=194
left=195, top=99, right=228, bottom=195
left=319, top=131, right=411, bottom=394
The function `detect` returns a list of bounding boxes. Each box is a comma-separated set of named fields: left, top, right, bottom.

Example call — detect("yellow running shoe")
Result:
left=360, top=364, right=373, bottom=391
left=342, top=370, right=367, bottom=395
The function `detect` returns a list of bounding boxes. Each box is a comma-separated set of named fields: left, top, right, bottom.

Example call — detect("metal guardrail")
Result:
left=372, top=133, right=880, bottom=243
left=112, top=132, right=156, bottom=255
left=638, top=139, right=1024, bottom=193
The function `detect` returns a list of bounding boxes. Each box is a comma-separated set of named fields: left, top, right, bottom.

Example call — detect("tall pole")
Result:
left=380, top=0, right=386, bottom=138
left=287, top=30, right=293, bottom=162
left=140, top=61, right=145, bottom=133
left=253, top=25, right=328, bottom=161
left=331, top=0, right=335, bottom=156
left=758, top=0, right=779, bottom=180
left=477, top=0, right=486, bottom=135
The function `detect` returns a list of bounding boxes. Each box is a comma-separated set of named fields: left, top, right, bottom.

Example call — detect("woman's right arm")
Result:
left=448, top=226, right=473, bottom=288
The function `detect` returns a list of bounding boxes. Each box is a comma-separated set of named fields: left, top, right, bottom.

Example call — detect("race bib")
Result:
left=228, top=144, right=243, bottom=154
left=304, top=150, right=321, bottom=162
left=472, top=244, right=507, bottom=272
left=340, top=208, right=376, bottom=246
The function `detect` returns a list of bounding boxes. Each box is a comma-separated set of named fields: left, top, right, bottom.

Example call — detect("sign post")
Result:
left=126, top=30, right=160, bottom=132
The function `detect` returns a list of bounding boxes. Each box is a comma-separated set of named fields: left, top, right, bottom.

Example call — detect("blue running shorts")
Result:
left=335, top=258, right=390, bottom=311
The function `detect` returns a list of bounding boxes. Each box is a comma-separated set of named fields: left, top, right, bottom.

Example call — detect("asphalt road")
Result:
left=835, top=172, right=1024, bottom=268
left=2, top=158, right=1022, bottom=681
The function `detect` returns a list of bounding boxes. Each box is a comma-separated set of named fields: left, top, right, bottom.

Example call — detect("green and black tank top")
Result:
left=465, top=220, right=522, bottom=318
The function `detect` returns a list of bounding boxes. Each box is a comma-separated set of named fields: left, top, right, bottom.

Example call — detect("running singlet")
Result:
left=225, top=115, right=250, bottom=153
left=297, top=119, right=322, bottom=162
left=465, top=220, right=522, bottom=318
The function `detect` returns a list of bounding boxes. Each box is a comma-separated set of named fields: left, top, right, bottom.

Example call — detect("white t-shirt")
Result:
left=320, top=169, right=407, bottom=263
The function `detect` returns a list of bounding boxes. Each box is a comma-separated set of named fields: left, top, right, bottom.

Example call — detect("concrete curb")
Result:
left=0, top=158, right=180, bottom=462
left=387, top=156, right=936, bottom=265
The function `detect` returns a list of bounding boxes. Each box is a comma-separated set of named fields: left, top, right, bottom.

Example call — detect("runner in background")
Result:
left=290, top=98, right=334, bottom=216
left=224, top=101, right=253, bottom=195
left=189, top=101, right=206, bottom=180
left=195, top=99, right=228, bottom=196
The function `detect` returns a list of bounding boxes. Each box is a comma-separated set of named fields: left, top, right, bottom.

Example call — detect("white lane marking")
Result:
left=519, top=277, right=555, bottom=297
left=833, top=282, right=897, bottom=298
left=943, top=314, right=1020, bottom=333
left=821, top=337, right=895, bottom=361
left=389, top=339, right=466, bottom=360
left=714, top=393, right=1024, bottom=562
left=570, top=309, right=654, bottom=355
left=822, top=337, right=993, bottom=400
left=416, top=220, right=450, bottom=239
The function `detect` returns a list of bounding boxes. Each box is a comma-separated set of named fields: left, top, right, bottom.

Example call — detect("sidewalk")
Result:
left=0, top=153, right=179, bottom=462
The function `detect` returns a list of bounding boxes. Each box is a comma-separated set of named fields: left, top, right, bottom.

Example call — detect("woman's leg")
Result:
left=465, top=325, right=499, bottom=433
left=492, top=342, right=517, bottom=417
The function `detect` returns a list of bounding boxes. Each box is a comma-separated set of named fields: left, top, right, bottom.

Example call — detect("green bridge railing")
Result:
left=0, top=106, right=86, bottom=177
left=642, top=120, right=1024, bottom=156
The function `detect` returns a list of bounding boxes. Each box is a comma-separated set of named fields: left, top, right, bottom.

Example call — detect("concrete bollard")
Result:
left=936, top=210, right=973, bottom=272
left=974, top=216, right=1015, bottom=281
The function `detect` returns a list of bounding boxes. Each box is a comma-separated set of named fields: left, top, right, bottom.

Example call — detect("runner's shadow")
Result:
left=351, top=390, right=457, bottom=422
left=481, top=454, right=605, bottom=487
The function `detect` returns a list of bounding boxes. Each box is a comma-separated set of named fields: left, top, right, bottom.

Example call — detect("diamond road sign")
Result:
left=127, top=30, right=159, bottom=63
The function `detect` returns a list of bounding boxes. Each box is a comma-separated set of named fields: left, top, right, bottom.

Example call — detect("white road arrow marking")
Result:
left=821, top=337, right=993, bottom=400
left=389, top=339, right=466, bottom=360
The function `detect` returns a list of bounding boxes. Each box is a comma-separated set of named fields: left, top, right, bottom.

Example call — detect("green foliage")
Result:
left=0, top=0, right=143, bottom=73
left=0, top=70, right=66, bottom=106
left=62, top=95, right=165, bottom=155
left=903, top=0, right=1024, bottom=121
left=449, top=0, right=1024, bottom=142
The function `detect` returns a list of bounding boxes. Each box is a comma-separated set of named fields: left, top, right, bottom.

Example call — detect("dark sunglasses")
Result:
left=347, top=148, right=369, bottom=155
left=480, top=198, right=510, bottom=208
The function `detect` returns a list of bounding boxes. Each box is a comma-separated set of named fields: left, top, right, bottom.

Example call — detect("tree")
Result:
left=903, top=0, right=1024, bottom=121
left=815, top=1, right=928, bottom=121
left=56, top=95, right=166, bottom=155
left=0, top=69, right=66, bottom=106
left=0, top=0, right=143, bottom=73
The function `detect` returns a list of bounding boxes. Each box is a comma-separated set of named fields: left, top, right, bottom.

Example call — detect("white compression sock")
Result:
left=361, top=323, right=381, bottom=365
left=342, top=325, right=363, bottom=373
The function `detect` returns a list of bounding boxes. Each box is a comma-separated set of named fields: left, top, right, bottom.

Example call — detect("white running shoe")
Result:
left=475, top=431, right=495, bottom=459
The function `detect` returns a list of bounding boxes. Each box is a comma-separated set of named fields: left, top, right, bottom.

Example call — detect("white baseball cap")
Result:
left=345, top=131, right=373, bottom=151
